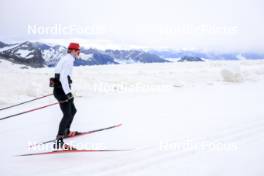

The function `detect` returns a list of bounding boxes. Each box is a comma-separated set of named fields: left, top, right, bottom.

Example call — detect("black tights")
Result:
left=53, top=87, right=77, bottom=137
left=57, top=99, right=77, bottom=136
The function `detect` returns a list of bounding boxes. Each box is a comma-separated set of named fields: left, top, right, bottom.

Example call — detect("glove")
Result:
left=66, top=93, right=74, bottom=101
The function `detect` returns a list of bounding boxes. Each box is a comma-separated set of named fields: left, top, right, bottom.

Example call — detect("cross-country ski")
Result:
left=29, top=123, right=122, bottom=147
left=17, top=149, right=131, bottom=157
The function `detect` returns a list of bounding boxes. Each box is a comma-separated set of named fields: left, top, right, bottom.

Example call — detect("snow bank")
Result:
left=0, top=59, right=264, bottom=106
left=221, top=63, right=243, bottom=82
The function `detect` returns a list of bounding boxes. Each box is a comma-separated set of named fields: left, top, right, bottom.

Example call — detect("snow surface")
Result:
left=0, top=60, right=264, bottom=176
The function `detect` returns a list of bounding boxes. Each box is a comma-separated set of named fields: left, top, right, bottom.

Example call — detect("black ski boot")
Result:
left=53, top=135, right=77, bottom=150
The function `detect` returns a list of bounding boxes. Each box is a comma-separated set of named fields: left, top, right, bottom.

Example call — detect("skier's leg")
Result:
left=53, top=87, right=76, bottom=149
left=71, top=100, right=77, bottom=117
left=57, top=101, right=73, bottom=136
left=67, top=100, right=77, bottom=129
left=64, top=99, right=77, bottom=136
left=53, top=87, right=71, bottom=136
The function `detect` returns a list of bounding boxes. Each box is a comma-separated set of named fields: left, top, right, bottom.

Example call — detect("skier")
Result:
left=52, top=42, right=80, bottom=150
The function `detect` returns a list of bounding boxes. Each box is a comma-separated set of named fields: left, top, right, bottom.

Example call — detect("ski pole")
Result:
left=0, top=94, right=53, bottom=111
left=0, top=102, right=59, bottom=121
left=0, top=99, right=70, bottom=121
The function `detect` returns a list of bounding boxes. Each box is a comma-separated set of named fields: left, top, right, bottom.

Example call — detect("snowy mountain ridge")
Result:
left=0, top=41, right=168, bottom=68
left=149, top=49, right=264, bottom=61
left=1, top=41, right=263, bottom=68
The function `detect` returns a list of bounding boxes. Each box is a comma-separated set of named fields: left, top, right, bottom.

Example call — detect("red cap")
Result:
left=68, top=42, right=80, bottom=50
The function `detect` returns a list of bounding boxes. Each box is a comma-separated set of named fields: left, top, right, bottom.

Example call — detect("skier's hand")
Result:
left=66, top=93, right=74, bottom=101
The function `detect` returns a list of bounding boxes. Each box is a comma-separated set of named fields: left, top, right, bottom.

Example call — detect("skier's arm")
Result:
left=60, top=60, right=72, bottom=95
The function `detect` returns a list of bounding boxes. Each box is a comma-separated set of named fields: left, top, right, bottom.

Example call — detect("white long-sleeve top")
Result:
left=54, top=53, right=75, bottom=94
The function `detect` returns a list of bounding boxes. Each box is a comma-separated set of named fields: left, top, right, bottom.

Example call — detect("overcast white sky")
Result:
left=0, top=0, right=263, bottom=51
